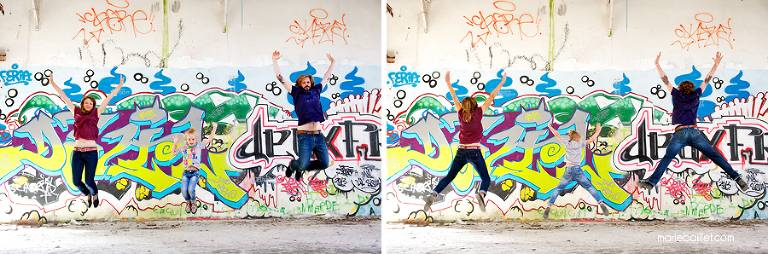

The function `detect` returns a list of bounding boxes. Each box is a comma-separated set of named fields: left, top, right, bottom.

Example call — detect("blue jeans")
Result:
left=647, top=128, right=740, bottom=185
left=433, top=148, right=491, bottom=194
left=72, top=150, right=98, bottom=196
left=181, top=170, right=200, bottom=202
left=290, top=133, right=330, bottom=172
left=549, top=165, right=603, bottom=205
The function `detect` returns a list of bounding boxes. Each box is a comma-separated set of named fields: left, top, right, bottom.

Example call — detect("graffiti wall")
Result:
left=0, top=0, right=381, bottom=222
left=0, top=64, right=381, bottom=222
left=385, top=67, right=768, bottom=221
left=386, top=0, right=768, bottom=221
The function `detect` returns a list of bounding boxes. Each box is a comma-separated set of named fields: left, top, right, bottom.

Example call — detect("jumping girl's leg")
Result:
left=466, top=149, right=490, bottom=212
left=424, top=149, right=469, bottom=211
left=83, top=151, right=99, bottom=207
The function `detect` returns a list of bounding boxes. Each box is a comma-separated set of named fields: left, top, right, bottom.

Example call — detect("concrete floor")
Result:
left=384, top=219, right=768, bottom=254
left=0, top=217, right=381, bottom=254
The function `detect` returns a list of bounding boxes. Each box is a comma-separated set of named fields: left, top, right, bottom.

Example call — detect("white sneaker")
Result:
left=476, top=192, right=486, bottom=212
left=423, top=193, right=436, bottom=212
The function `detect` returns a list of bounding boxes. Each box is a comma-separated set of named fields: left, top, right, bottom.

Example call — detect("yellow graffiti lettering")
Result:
left=200, top=151, right=246, bottom=201
left=387, top=145, right=452, bottom=180
left=525, top=112, right=541, bottom=122
left=139, top=110, right=156, bottom=119
left=580, top=154, right=630, bottom=205
left=490, top=146, right=560, bottom=191
left=101, top=144, right=178, bottom=193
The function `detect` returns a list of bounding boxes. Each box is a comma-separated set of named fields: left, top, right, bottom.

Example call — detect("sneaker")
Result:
left=185, top=202, right=191, bottom=214
left=294, top=170, right=303, bottom=181
left=475, top=192, right=486, bottom=212
left=191, top=202, right=198, bottom=214
left=637, top=179, right=654, bottom=190
left=736, top=177, right=749, bottom=191
left=423, top=193, right=436, bottom=212
left=543, top=207, right=551, bottom=219
left=285, top=164, right=294, bottom=178
left=599, top=202, right=610, bottom=215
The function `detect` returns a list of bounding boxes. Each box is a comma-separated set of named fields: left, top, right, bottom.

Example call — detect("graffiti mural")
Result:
left=0, top=64, right=381, bottom=222
left=386, top=66, right=768, bottom=221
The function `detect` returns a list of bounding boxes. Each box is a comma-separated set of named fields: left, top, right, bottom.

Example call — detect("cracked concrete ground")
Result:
left=0, top=217, right=381, bottom=254
left=384, top=219, right=768, bottom=254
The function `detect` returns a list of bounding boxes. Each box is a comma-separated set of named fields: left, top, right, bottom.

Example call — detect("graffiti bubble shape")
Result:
left=325, top=164, right=381, bottom=193
left=98, top=67, right=132, bottom=105
left=725, top=71, right=751, bottom=103
left=288, top=62, right=319, bottom=85
left=339, top=67, right=366, bottom=99
left=485, top=69, right=517, bottom=106
left=445, top=79, right=470, bottom=103
left=611, top=73, right=632, bottom=96
left=227, top=70, right=247, bottom=93
left=536, top=72, right=561, bottom=97
left=129, top=96, right=168, bottom=128
left=148, top=69, right=175, bottom=95
left=62, top=78, right=84, bottom=103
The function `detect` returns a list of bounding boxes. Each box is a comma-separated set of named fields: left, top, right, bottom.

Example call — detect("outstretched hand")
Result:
left=444, top=71, right=451, bottom=84
left=713, top=51, right=723, bottom=66
left=655, top=52, right=661, bottom=65
left=326, top=53, right=335, bottom=63
left=272, top=51, right=282, bottom=61
left=173, top=134, right=180, bottom=144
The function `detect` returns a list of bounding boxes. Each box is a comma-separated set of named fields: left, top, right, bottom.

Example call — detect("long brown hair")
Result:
left=295, top=74, right=315, bottom=89
left=460, top=97, right=478, bottom=122
left=80, top=96, right=97, bottom=114
left=679, top=80, right=695, bottom=94
left=567, top=129, right=581, bottom=141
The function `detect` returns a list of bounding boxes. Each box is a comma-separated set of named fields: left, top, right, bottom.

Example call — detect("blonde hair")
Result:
left=460, top=97, right=478, bottom=122
left=184, top=127, right=197, bottom=136
left=567, top=129, right=581, bottom=141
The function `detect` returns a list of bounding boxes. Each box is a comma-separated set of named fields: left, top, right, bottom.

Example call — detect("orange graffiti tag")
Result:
left=460, top=1, right=541, bottom=47
left=672, top=13, right=733, bottom=51
left=72, top=0, right=156, bottom=45
left=287, top=9, right=349, bottom=48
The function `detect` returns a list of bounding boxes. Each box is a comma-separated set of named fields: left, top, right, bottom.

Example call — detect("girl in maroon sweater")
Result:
left=424, top=71, right=506, bottom=213
left=50, top=72, right=125, bottom=208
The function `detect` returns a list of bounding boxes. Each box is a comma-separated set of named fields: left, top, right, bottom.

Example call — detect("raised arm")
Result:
left=321, top=54, right=336, bottom=86
left=481, top=71, right=507, bottom=112
left=700, top=52, right=723, bottom=91
left=444, top=71, right=461, bottom=108
left=97, top=76, right=125, bottom=116
left=204, top=122, right=218, bottom=147
left=48, top=72, right=76, bottom=114
left=586, top=123, right=603, bottom=144
left=655, top=52, right=674, bottom=92
left=171, top=134, right=181, bottom=156
left=548, top=122, right=563, bottom=142
left=272, top=51, right=292, bottom=94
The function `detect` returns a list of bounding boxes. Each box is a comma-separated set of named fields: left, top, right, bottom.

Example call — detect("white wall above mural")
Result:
left=387, top=0, right=768, bottom=71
